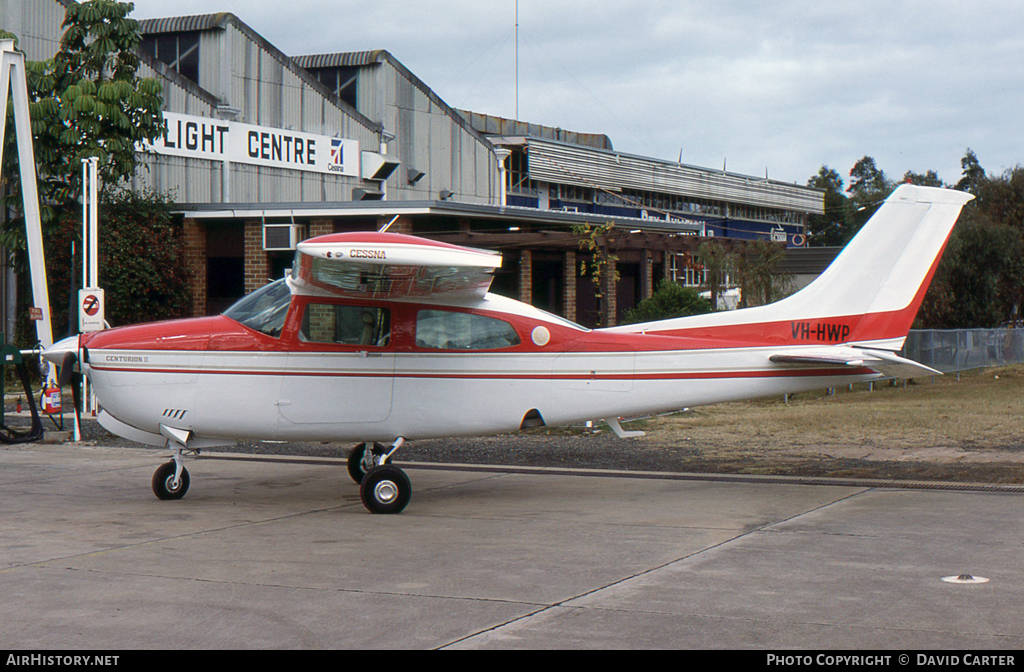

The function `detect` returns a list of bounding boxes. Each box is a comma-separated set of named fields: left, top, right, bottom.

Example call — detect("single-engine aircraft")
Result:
left=44, top=184, right=972, bottom=513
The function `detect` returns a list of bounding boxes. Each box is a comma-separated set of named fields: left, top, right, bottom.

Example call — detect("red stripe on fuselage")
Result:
left=87, top=363, right=873, bottom=381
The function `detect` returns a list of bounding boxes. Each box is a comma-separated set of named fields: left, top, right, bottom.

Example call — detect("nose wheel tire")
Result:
left=347, top=442, right=387, bottom=483
left=152, top=461, right=190, bottom=500
left=360, top=465, right=411, bottom=514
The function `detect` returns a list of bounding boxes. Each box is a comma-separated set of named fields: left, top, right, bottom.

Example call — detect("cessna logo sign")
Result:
left=143, top=112, right=359, bottom=177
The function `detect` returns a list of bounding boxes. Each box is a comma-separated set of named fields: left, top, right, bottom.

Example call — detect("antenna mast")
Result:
left=515, top=0, right=519, bottom=119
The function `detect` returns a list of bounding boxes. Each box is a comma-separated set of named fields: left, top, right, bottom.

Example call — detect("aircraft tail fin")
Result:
left=606, top=184, right=973, bottom=350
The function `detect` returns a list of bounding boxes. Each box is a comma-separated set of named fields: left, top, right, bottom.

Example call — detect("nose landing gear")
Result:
left=152, top=425, right=194, bottom=501
left=152, top=460, right=190, bottom=500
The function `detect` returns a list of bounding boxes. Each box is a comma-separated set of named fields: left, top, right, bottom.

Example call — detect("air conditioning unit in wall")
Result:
left=263, top=223, right=305, bottom=251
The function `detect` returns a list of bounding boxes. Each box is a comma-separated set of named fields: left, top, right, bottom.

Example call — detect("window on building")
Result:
left=415, top=310, right=521, bottom=350
left=551, top=184, right=593, bottom=203
left=141, top=32, right=200, bottom=83
left=507, top=149, right=537, bottom=194
left=308, top=66, right=359, bottom=109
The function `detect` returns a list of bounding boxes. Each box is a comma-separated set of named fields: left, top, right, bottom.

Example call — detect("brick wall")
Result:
left=518, top=249, right=532, bottom=305
left=308, top=219, right=335, bottom=238
left=377, top=215, right=413, bottom=234
left=563, top=251, right=576, bottom=323
left=603, top=263, right=617, bottom=327
left=243, top=220, right=270, bottom=295
left=642, top=250, right=653, bottom=299
left=182, top=218, right=206, bottom=317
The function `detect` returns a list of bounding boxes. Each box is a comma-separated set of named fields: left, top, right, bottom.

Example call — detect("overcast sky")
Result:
left=127, top=0, right=1024, bottom=188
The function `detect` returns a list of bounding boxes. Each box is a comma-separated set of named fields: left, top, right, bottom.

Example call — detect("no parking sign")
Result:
left=79, top=288, right=105, bottom=332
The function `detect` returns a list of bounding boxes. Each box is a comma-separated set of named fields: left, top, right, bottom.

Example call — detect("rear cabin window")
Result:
left=300, top=303, right=391, bottom=347
left=415, top=310, right=521, bottom=350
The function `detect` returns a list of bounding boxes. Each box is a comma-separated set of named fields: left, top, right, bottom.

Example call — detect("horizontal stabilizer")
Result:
left=856, top=348, right=942, bottom=379
left=770, top=347, right=941, bottom=379
left=769, top=353, right=865, bottom=367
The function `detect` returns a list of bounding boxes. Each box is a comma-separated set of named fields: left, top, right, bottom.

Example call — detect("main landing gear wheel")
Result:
left=152, top=461, right=190, bottom=500
left=347, top=442, right=387, bottom=483
left=360, top=465, right=411, bottom=514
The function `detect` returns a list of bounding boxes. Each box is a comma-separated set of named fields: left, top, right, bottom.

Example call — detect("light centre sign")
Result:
left=142, top=112, right=360, bottom=177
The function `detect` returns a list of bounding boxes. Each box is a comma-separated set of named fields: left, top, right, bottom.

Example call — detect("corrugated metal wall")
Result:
left=527, top=138, right=824, bottom=214
left=0, top=0, right=66, bottom=61
left=366, top=57, right=498, bottom=205
left=131, top=20, right=391, bottom=205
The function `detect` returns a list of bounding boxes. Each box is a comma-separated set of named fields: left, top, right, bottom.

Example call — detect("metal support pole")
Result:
left=0, top=41, right=53, bottom=351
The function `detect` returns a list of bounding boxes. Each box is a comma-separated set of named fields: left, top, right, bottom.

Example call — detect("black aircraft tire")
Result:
left=347, top=442, right=387, bottom=483
left=360, top=465, right=411, bottom=514
left=152, top=461, right=190, bottom=501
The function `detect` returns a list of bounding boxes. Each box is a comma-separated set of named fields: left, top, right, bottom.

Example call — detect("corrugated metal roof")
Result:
left=138, top=14, right=231, bottom=35
left=523, top=138, right=824, bottom=214
left=457, top=110, right=613, bottom=151
left=137, top=13, right=380, bottom=132
left=292, top=51, right=386, bottom=69
left=293, top=50, right=492, bottom=150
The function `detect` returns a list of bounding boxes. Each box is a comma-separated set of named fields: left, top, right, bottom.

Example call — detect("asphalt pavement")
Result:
left=2, top=444, right=1023, bottom=650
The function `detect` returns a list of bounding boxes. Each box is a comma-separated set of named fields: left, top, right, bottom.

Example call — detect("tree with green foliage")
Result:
left=735, top=239, right=792, bottom=308
left=573, top=222, right=620, bottom=327
left=919, top=156, right=1024, bottom=328
left=622, top=281, right=713, bottom=324
left=45, top=189, right=192, bottom=338
left=806, top=165, right=851, bottom=246
left=1, top=0, right=163, bottom=247
left=902, top=169, right=944, bottom=187
left=696, top=240, right=731, bottom=310
left=1, top=1, right=174, bottom=342
left=955, top=148, right=986, bottom=196
left=847, top=156, right=894, bottom=238
left=919, top=209, right=1024, bottom=328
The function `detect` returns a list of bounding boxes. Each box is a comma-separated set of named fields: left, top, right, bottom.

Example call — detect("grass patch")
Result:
left=633, top=365, right=1024, bottom=483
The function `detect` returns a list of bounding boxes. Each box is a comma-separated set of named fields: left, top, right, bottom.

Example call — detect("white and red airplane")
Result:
left=44, top=184, right=972, bottom=513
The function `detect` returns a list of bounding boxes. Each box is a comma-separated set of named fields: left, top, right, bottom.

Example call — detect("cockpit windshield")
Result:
left=222, top=278, right=292, bottom=337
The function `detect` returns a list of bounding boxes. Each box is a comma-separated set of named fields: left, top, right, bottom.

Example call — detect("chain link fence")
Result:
left=903, top=329, right=1024, bottom=373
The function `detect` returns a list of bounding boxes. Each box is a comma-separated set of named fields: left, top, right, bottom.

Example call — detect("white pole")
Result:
left=89, top=157, right=99, bottom=288
left=88, top=158, right=100, bottom=415
left=0, top=44, right=53, bottom=349
left=82, top=159, right=89, bottom=293
left=81, top=159, right=89, bottom=417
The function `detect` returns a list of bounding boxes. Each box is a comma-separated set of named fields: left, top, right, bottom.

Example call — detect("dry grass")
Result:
left=630, top=365, right=1024, bottom=483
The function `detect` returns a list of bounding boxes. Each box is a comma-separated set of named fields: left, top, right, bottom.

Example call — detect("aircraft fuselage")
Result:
left=80, top=291, right=876, bottom=445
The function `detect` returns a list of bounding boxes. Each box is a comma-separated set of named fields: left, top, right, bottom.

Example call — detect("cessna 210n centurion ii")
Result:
left=45, top=184, right=972, bottom=514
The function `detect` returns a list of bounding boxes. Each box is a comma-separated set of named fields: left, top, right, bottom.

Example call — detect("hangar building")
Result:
left=2, top=0, right=824, bottom=328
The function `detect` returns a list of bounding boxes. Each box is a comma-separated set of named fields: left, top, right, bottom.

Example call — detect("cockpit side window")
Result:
left=300, top=303, right=391, bottom=347
left=222, top=278, right=292, bottom=338
left=415, top=309, right=521, bottom=350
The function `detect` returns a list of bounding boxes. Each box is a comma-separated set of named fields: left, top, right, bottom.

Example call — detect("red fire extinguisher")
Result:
left=42, top=384, right=62, bottom=415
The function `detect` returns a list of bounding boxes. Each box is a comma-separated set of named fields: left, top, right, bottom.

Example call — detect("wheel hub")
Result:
left=374, top=479, right=399, bottom=504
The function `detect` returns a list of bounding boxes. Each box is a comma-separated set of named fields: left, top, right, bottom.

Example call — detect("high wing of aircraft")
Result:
left=44, top=184, right=973, bottom=513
